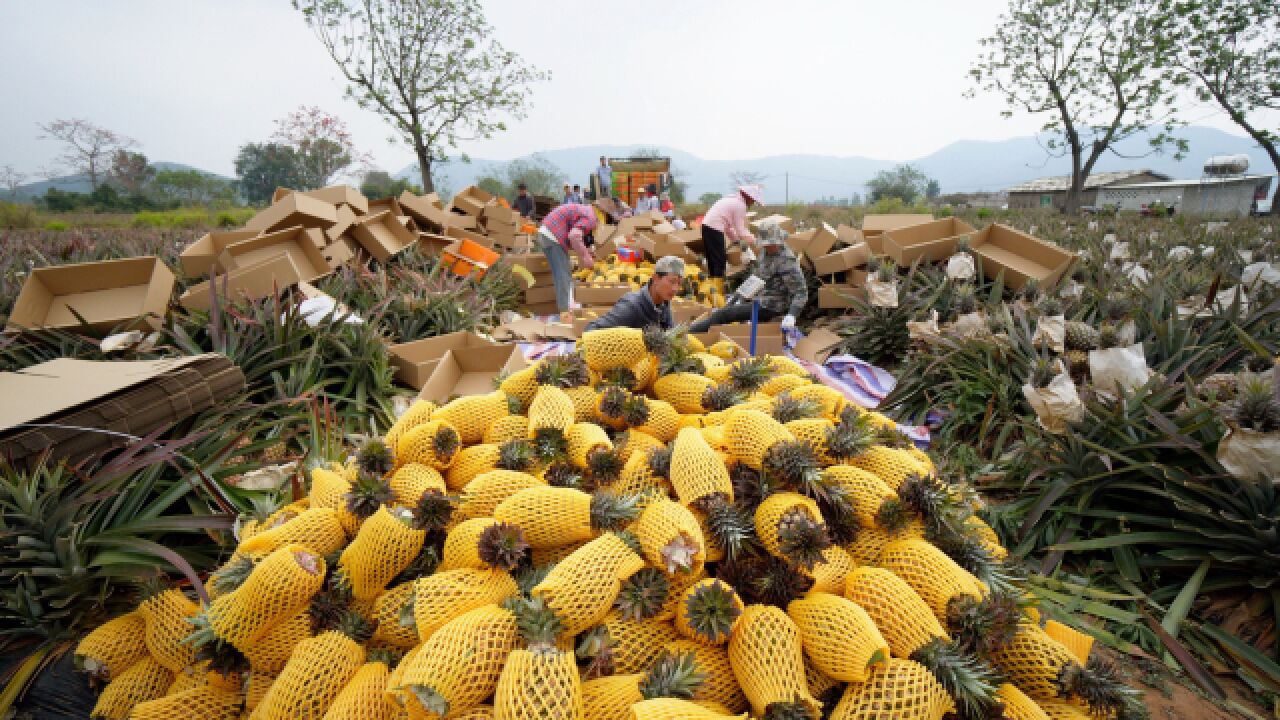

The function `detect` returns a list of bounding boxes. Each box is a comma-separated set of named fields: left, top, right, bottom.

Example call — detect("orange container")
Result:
left=443, top=239, right=500, bottom=280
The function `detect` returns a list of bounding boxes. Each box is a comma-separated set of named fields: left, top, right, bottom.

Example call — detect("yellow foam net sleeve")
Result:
left=244, top=671, right=275, bottom=712
left=567, top=385, right=602, bottom=423
left=665, top=639, right=749, bottom=714
left=434, top=392, right=509, bottom=446
left=438, top=517, right=500, bottom=572
left=308, top=467, right=361, bottom=536
left=395, top=604, right=519, bottom=716
left=208, top=544, right=326, bottom=649
left=997, top=682, right=1052, bottom=720
left=759, top=373, right=810, bottom=397
left=129, top=685, right=243, bottom=720
left=614, top=429, right=664, bottom=466
left=567, top=422, right=612, bottom=467
left=693, top=352, right=725, bottom=370
left=398, top=420, right=462, bottom=471
left=602, top=612, right=684, bottom=674
left=484, top=414, right=530, bottom=445
left=707, top=340, right=740, bottom=361
left=580, top=327, right=646, bottom=371
left=787, top=591, right=889, bottom=683
left=629, top=697, right=749, bottom=719
left=582, top=673, right=643, bottom=720
left=631, top=355, right=659, bottom=393
left=446, top=705, right=496, bottom=720
left=1036, top=700, right=1095, bottom=719
left=492, top=648, right=585, bottom=720
left=809, top=546, right=855, bottom=595
left=669, top=428, right=732, bottom=505
left=673, top=579, right=743, bottom=646
left=445, top=444, right=501, bottom=492
left=804, top=657, right=841, bottom=700
left=848, top=446, right=929, bottom=490
left=534, top=533, right=646, bottom=636
left=654, top=373, right=715, bottom=414
left=527, top=386, right=576, bottom=434
left=1042, top=620, right=1094, bottom=665
left=412, top=568, right=518, bottom=641
left=754, top=492, right=824, bottom=561
left=384, top=400, right=438, bottom=453
left=391, top=463, right=447, bottom=507
left=768, top=355, right=808, bottom=377
left=990, top=623, right=1080, bottom=700
left=238, top=506, right=348, bottom=557
left=243, top=608, right=312, bottom=674
left=320, top=659, right=399, bottom=720
left=615, top=452, right=669, bottom=498
left=828, top=657, right=954, bottom=720
left=784, top=419, right=836, bottom=463
left=74, top=610, right=148, bottom=682
left=251, top=631, right=365, bottom=720
left=493, top=486, right=594, bottom=549
left=456, top=470, right=546, bottom=523
left=726, top=604, right=819, bottom=717
left=339, top=506, right=427, bottom=601
left=139, top=588, right=197, bottom=672
left=876, top=538, right=987, bottom=621
left=724, top=409, right=794, bottom=468
left=636, top=399, right=681, bottom=443
left=90, top=656, right=173, bottom=720
left=370, top=581, right=419, bottom=650
left=843, top=566, right=946, bottom=658
left=822, top=466, right=898, bottom=528
left=787, top=384, right=847, bottom=421
left=699, top=425, right=727, bottom=452
left=631, top=498, right=706, bottom=577
left=164, top=667, right=203, bottom=696
left=530, top=538, right=590, bottom=567
left=499, top=366, right=541, bottom=406
left=661, top=568, right=707, bottom=619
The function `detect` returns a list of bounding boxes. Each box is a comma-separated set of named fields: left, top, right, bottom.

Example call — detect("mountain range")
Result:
left=7, top=162, right=232, bottom=202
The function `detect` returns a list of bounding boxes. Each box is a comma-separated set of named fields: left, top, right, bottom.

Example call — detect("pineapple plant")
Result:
left=494, top=485, right=640, bottom=548
left=1230, top=371, right=1280, bottom=431
left=674, top=578, right=744, bottom=646
left=581, top=648, right=705, bottom=720
left=493, top=596, right=586, bottom=719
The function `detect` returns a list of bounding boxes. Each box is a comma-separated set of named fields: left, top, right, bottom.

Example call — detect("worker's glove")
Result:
left=780, top=315, right=796, bottom=330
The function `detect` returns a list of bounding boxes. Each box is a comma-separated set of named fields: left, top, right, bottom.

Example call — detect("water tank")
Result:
left=1204, top=154, right=1249, bottom=176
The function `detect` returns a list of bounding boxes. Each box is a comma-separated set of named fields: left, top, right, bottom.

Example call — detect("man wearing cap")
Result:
left=634, top=184, right=660, bottom=213
left=512, top=183, right=535, bottom=219
left=538, top=202, right=598, bottom=319
left=700, top=184, right=764, bottom=290
left=585, top=255, right=685, bottom=331
left=689, top=221, right=806, bottom=333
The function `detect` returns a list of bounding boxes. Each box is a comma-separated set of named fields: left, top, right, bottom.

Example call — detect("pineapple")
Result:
left=533, top=532, right=647, bottom=636
left=997, top=682, right=1053, bottom=720
left=138, top=586, right=199, bottom=673
left=75, top=611, right=148, bottom=684
left=446, top=443, right=504, bottom=491
left=616, top=567, right=672, bottom=621
left=990, top=623, right=1145, bottom=719
left=527, top=386, right=576, bottom=461
left=786, top=592, right=888, bottom=682
left=236, top=506, right=348, bottom=557
left=725, top=410, right=795, bottom=469
left=726, top=356, right=773, bottom=393
left=336, top=505, right=426, bottom=601
left=754, top=492, right=831, bottom=571
left=630, top=497, right=707, bottom=575
left=500, top=364, right=542, bottom=409
left=726, top=604, right=821, bottom=718
left=128, top=685, right=243, bottom=719
left=397, top=419, right=462, bottom=470
left=630, top=698, right=747, bottom=719
left=410, top=567, right=519, bottom=641
left=674, top=579, right=744, bottom=646
left=770, top=392, right=824, bottom=424
left=566, top=422, right=625, bottom=484
left=876, top=538, right=986, bottom=621
left=828, top=657, right=953, bottom=720
left=389, top=462, right=446, bottom=507
left=636, top=399, right=682, bottom=443
left=370, top=582, right=419, bottom=650
left=397, top=603, right=520, bottom=717
left=486, top=415, right=532, bottom=445
left=582, top=648, right=705, bottom=720
left=250, top=611, right=371, bottom=720
left=493, top=597, right=585, bottom=720
left=1230, top=372, right=1280, bottom=431
left=655, top=372, right=716, bottom=414
left=434, top=391, right=511, bottom=445
left=494, top=485, right=639, bottom=549
left=668, top=428, right=752, bottom=558
left=356, top=438, right=395, bottom=477
left=243, top=609, right=312, bottom=674
left=581, top=325, right=675, bottom=371
left=1063, top=321, right=1099, bottom=352
left=320, top=648, right=401, bottom=719
left=345, top=469, right=395, bottom=521
left=1043, top=619, right=1095, bottom=665
left=455, top=469, right=547, bottom=524
left=383, top=399, right=437, bottom=455
left=89, top=656, right=173, bottom=720
left=534, top=353, right=591, bottom=389
left=843, top=566, right=947, bottom=658
left=600, top=611, right=685, bottom=674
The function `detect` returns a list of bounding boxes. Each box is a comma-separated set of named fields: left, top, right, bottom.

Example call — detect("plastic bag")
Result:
left=907, top=310, right=941, bottom=340
left=1089, top=343, right=1150, bottom=398
left=1058, top=279, right=1084, bottom=300
left=1109, top=242, right=1130, bottom=261
left=292, top=296, right=364, bottom=327
left=1122, top=262, right=1150, bottom=286
left=738, top=275, right=766, bottom=299
left=1033, top=315, right=1066, bottom=353
left=1023, top=373, right=1085, bottom=434
left=945, top=253, right=975, bottom=281
left=1242, top=262, right=1280, bottom=288
left=866, top=279, right=899, bottom=308
left=1217, top=427, right=1280, bottom=483
left=1168, top=245, right=1193, bottom=261
left=951, top=312, right=987, bottom=338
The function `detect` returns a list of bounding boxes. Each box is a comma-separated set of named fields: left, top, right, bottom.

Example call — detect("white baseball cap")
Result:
left=739, top=184, right=765, bottom=205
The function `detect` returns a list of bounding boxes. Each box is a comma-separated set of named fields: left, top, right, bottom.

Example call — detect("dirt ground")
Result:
left=1095, top=645, right=1273, bottom=720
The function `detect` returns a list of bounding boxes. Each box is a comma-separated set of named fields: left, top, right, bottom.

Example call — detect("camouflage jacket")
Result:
left=751, top=246, right=808, bottom=317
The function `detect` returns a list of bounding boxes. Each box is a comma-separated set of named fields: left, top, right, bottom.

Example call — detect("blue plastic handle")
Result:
left=749, top=300, right=759, bottom=355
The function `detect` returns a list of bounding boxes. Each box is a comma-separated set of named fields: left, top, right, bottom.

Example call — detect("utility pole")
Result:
left=785, top=172, right=789, bottom=206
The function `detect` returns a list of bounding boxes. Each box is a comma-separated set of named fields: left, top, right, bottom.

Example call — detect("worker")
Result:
left=689, top=220, right=805, bottom=333
left=562, top=183, right=575, bottom=204
left=512, top=183, right=535, bottom=219
left=659, top=191, right=675, bottom=218
left=701, top=184, right=764, bottom=287
left=595, top=156, right=613, bottom=199
left=537, top=202, right=598, bottom=318
left=585, top=255, right=684, bottom=331
left=635, top=184, right=660, bottom=213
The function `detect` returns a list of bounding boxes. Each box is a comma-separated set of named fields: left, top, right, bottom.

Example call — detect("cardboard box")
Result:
left=244, top=192, right=339, bottom=234
left=304, top=185, right=370, bottom=215
left=326, top=204, right=359, bottom=243
left=818, top=284, right=867, bottom=309
left=786, top=229, right=816, bottom=256
left=367, top=197, right=404, bottom=217
left=750, top=214, right=796, bottom=233
left=484, top=202, right=516, bottom=225
left=446, top=212, right=480, bottom=231
left=506, top=252, right=551, bottom=274
left=417, top=345, right=528, bottom=403
left=399, top=191, right=451, bottom=231
left=861, top=214, right=934, bottom=237
left=179, top=254, right=303, bottom=311
left=716, top=321, right=785, bottom=356
left=812, top=244, right=873, bottom=276
left=882, top=217, right=978, bottom=265
left=670, top=299, right=712, bottom=326
left=806, top=223, right=839, bottom=259
left=835, top=224, right=864, bottom=247
left=180, top=230, right=258, bottom=277
left=419, top=232, right=452, bottom=256
left=388, top=331, right=502, bottom=389
left=492, top=317, right=580, bottom=342
left=969, top=224, right=1076, bottom=291
left=446, top=225, right=493, bottom=248
left=450, top=186, right=493, bottom=217
left=351, top=210, right=419, bottom=262
left=321, top=237, right=357, bottom=269
left=524, top=285, right=559, bottom=305
left=7, top=256, right=175, bottom=335
left=575, top=283, right=633, bottom=305
left=217, top=226, right=333, bottom=281
left=791, top=327, right=843, bottom=365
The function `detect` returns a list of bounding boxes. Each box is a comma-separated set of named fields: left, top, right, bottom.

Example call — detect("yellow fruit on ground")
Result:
left=669, top=427, right=732, bottom=506
left=399, top=420, right=463, bottom=471
left=455, top=470, right=546, bottom=523
left=338, top=506, right=426, bottom=601
left=630, top=498, right=706, bottom=576
left=237, top=506, right=348, bottom=557
left=876, top=537, right=986, bottom=621
left=243, top=609, right=311, bottom=674
left=533, top=533, right=646, bottom=636
left=1043, top=620, right=1094, bottom=664
left=829, top=657, right=954, bottom=720
left=601, top=611, right=684, bottom=674
left=787, top=592, right=889, bottom=682
left=654, top=373, right=715, bottom=414
left=494, top=485, right=597, bottom=549
left=843, top=566, right=947, bottom=658
left=395, top=604, right=520, bottom=717
left=390, top=463, right=447, bottom=507
left=252, top=630, right=365, bottom=720
left=384, top=400, right=437, bottom=454
left=726, top=604, right=819, bottom=718
left=724, top=410, right=793, bottom=468
left=90, top=656, right=173, bottom=720
left=207, top=544, right=325, bottom=650
left=370, top=582, right=419, bottom=650
left=484, top=414, right=531, bottom=445
left=630, top=697, right=748, bottom=719
left=435, top=392, right=510, bottom=446
left=74, top=611, right=147, bottom=683
left=848, top=445, right=928, bottom=490
left=412, top=568, right=519, bottom=641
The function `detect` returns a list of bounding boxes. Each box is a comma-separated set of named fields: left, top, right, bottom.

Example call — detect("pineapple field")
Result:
left=2, top=208, right=1279, bottom=720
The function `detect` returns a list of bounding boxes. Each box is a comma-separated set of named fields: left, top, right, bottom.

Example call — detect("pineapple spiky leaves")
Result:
left=771, top=393, right=823, bottom=424
left=496, top=439, right=536, bottom=472
left=598, top=385, right=630, bottom=420
left=647, top=444, right=674, bottom=480
left=357, top=439, right=395, bottom=476
left=691, top=493, right=757, bottom=562
left=532, top=427, right=569, bottom=463
left=728, top=355, right=772, bottom=393
left=185, top=613, right=249, bottom=678
left=586, top=448, right=624, bottom=486
left=762, top=441, right=825, bottom=500
left=909, top=637, right=1001, bottom=719
left=637, top=650, right=706, bottom=701
left=209, top=554, right=257, bottom=596
left=682, top=580, right=742, bottom=644
left=590, top=491, right=641, bottom=531
left=1231, top=372, right=1280, bottom=432
left=1029, top=355, right=1058, bottom=389
left=702, top=383, right=745, bottom=413
left=659, top=342, right=706, bottom=376
left=616, top=567, right=671, bottom=620
left=763, top=697, right=820, bottom=720
left=535, top=353, right=590, bottom=389
left=1057, top=656, right=1149, bottom=720
left=775, top=507, right=832, bottom=571
left=576, top=624, right=616, bottom=679
left=478, top=522, right=530, bottom=572
left=345, top=470, right=394, bottom=520
left=411, top=490, right=456, bottom=535
left=511, top=595, right=565, bottom=653
left=824, top=411, right=877, bottom=461
left=544, top=462, right=586, bottom=489
left=945, top=591, right=1024, bottom=658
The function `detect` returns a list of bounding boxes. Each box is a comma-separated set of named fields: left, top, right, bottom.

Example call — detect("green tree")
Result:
left=152, top=169, right=235, bottom=205
left=235, top=142, right=304, bottom=205
left=698, top=192, right=721, bottom=206
left=867, top=164, right=932, bottom=203
left=474, top=154, right=566, bottom=200
left=108, top=150, right=153, bottom=194
left=970, top=0, right=1184, bottom=213
left=360, top=170, right=419, bottom=199
left=1155, top=0, right=1278, bottom=214
left=296, top=0, right=549, bottom=194
left=925, top=179, right=941, bottom=199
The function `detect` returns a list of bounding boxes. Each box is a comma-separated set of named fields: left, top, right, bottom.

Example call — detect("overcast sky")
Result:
left=0, top=0, right=1265, bottom=180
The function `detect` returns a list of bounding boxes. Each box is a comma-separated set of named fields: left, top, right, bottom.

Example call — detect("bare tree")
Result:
left=295, top=0, right=548, bottom=193
left=271, top=105, right=372, bottom=189
left=729, top=170, right=766, bottom=189
left=38, top=118, right=136, bottom=190
left=0, top=165, right=28, bottom=200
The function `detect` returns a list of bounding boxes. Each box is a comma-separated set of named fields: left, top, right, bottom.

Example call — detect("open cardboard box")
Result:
left=703, top=321, right=785, bottom=356
left=446, top=225, right=493, bottom=248
left=179, top=254, right=303, bottom=311
left=818, top=283, right=867, bottom=309
left=450, top=186, right=494, bottom=217
left=882, top=217, right=977, bottom=265
left=398, top=191, right=451, bottom=231
left=326, top=204, right=359, bottom=243
left=861, top=214, right=933, bottom=255
left=244, top=192, right=338, bottom=234
left=180, top=230, right=259, bottom=277
left=320, top=237, right=357, bottom=269
left=217, top=226, right=333, bottom=281
left=417, top=345, right=528, bottom=403
left=970, top=223, right=1076, bottom=290
left=786, top=228, right=816, bottom=257
left=7, top=256, right=175, bottom=335
left=576, top=283, right=632, bottom=305
left=492, top=316, right=580, bottom=342
left=670, top=299, right=711, bottom=326
left=419, top=233, right=452, bottom=256
left=813, top=243, right=872, bottom=276
left=304, top=185, right=370, bottom=214
left=388, top=331, right=502, bottom=390
left=805, top=224, right=840, bottom=259
left=352, top=210, right=419, bottom=262
left=791, top=327, right=843, bottom=365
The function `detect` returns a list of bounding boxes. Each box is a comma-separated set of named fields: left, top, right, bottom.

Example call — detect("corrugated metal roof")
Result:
left=1006, top=170, right=1170, bottom=193
left=1099, top=174, right=1272, bottom=189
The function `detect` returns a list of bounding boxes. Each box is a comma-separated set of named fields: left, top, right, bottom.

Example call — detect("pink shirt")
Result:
left=702, top=194, right=754, bottom=243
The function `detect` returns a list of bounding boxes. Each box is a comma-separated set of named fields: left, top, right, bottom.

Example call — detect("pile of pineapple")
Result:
left=575, top=257, right=726, bottom=307
left=74, top=326, right=1145, bottom=720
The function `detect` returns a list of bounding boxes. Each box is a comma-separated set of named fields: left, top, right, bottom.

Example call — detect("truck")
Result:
left=588, top=156, right=672, bottom=209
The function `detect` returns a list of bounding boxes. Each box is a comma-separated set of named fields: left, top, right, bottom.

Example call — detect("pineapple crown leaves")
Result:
left=749, top=553, right=815, bottom=608
left=535, top=353, right=591, bottom=389
left=367, top=647, right=403, bottom=667
left=598, top=385, right=631, bottom=419
left=691, top=493, right=758, bottom=562
left=1020, top=277, right=1042, bottom=303
left=184, top=612, right=248, bottom=678
left=774, top=506, right=832, bottom=571
left=762, top=441, right=826, bottom=500
left=642, top=324, right=681, bottom=356
left=897, top=472, right=955, bottom=528
left=762, top=697, right=821, bottom=720
left=391, top=543, right=442, bottom=586
left=510, top=595, right=566, bottom=652
left=477, top=522, right=530, bottom=572
left=1231, top=371, right=1280, bottom=432
left=945, top=591, right=1024, bottom=658
left=702, top=382, right=746, bottom=413
left=410, top=489, right=457, bottom=531
left=407, top=685, right=452, bottom=717
left=682, top=580, right=743, bottom=644
left=310, top=570, right=355, bottom=633
left=575, top=624, right=616, bottom=679
left=621, top=393, right=652, bottom=427
left=771, top=393, right=824, bottom=424
left=589, top=491, right=641, bottom=531
left=531, top=426, right=569, bottom=463
left=824, top=411, right=877, bottom=460
left=613, top=529, right=645, bottom=557
left=1058, top=656, right=1149, bottom=720
left=814, top=488, right=860, bottom=546
left=1028, top=355, right=1059, bottom=389
left=543, top=462, right=586, bottom=489
left=728, top=355, right=773, bottom=393
left=658, top=342, right=706, bottom=376
left=431, top=424, right=462, bottom=460
left=647, top=444, right=674, bottom=480
left=333, top=609, right=378, bottom=644
left=616, top=567, right=671, bottom=620
left=397, top=590, right=418, bottom=629
left=909, top=637, right=1002, bottom=719
left=600, top=365, right=640, bottom=390
left=586, top=447, right=625, bottom=485
left=1039, top=295, right=1065, bottom=317
left=495, top=439, right=536, bottom=472
left=345, top=469, right=394, bottom=520
left=356, top=439, right=395, bottom=476
left=1097, top=322, right=1121, bottom=350
left=638, top=650, right=706, bottom=701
